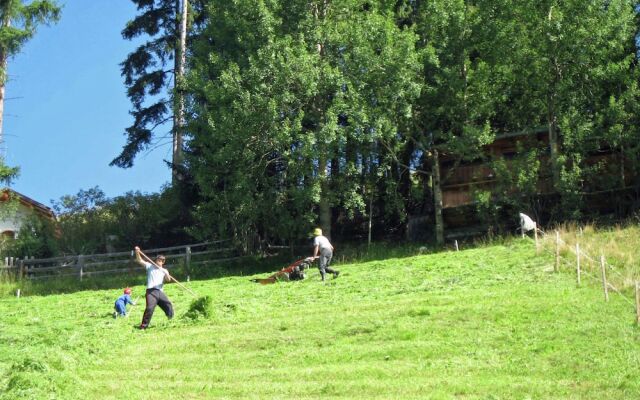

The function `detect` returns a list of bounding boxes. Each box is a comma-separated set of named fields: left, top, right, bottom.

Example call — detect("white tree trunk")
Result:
left=318, top=152, right=331, bottom=239
left=0, top=14, right=10, bottom=152
left=172, top=0, right=188, bottom=183
left=433, top=149, right=444, bottom=245
left=0, top=62, right=5, bottom=151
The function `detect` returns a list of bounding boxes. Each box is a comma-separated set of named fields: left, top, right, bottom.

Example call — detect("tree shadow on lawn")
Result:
left=11, top=253, right=302, bottom=297
left=11, top=236, right=513, bottom=298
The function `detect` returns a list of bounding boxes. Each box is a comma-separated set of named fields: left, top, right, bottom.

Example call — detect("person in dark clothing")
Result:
left=134, top=246, right=174, bottom=329
left=312, top=228, right=339, bottom=281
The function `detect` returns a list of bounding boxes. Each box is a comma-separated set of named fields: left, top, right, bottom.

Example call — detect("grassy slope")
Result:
left=0, top=239, right=638, bottom=399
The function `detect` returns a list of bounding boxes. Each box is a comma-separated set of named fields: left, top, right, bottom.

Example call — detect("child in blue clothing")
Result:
left=113, top=288, right=136, bottom=318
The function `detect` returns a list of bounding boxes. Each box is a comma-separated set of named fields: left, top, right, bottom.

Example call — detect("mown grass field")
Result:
left=0, top=238, right=639, bottom=399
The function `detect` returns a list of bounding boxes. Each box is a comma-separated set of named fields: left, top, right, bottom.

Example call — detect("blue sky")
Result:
left=4, top=1, right=172, bottom=206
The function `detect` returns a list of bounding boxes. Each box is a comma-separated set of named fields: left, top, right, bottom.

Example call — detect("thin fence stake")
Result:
left=576, top=243, right=581, bottom=286
left=78, top=255, right=85, bottom=282
left=555, top=230, right=560, bottom=272
left=185, top=246, right=192, bottom=276
left=455, top=240, right=459, bottom=252
left=636, top=282, right=640, bottom=325
left=534, top=223, right=539, bottom=254
left=600, top=255, right=609, bottom=302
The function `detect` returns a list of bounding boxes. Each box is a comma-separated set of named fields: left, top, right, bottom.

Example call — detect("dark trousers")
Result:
left=140, top=289, right=174, bottom=329
left=318, top=249, right=337, bottom=281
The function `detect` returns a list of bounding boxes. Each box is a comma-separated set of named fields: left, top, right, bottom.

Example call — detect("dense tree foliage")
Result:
left=9, top=0, right=626, bottom=257
left=186, top=0, right=421, bottom=247
left=174, top=0, right=640, bottom=247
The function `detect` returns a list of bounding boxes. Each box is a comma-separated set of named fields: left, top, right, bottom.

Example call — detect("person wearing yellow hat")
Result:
left=312, top=228, right=339, bottom=281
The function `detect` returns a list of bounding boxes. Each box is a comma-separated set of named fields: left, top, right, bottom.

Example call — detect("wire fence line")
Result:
left=541, top=231, right=633, bottom=286
left=534, top=228, right=640, bottom=323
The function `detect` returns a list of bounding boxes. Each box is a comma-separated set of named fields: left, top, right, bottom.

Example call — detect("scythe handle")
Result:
left=137, top=249, right=199, bottom=298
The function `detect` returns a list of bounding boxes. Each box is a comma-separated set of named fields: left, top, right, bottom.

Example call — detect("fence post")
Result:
left=129, top=250, right=135, bottom=275
left=575, top=243, right=581, bottom=286
left=28, top=256, right=34, bottom=279
left=600, top=255, right=609, bottom=302
left=636, top=282, right=640, bottom=325
left=534, top=223, right=539, bottom=254
left=454, top=240, right=459, bottom=252
left=78, top=255, right=84, bottom=281
left=555, top=230, right=560, bottom=272
left=185, top=246, right=192, bottom=277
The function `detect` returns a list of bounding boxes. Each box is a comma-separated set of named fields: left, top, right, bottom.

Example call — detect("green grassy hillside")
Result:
left=0, top=239, right=638, bottom=399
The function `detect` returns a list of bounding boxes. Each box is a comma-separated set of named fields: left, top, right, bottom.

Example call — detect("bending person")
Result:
left=134, top=246, right=174, bottom=329
left=312, top=228, right=340, bottom=281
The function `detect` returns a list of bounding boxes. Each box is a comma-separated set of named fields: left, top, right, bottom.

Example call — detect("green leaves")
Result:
left=172, top=0, right=640, bottom=243
left=186, top=0, right=421, bottom=245
left=0, top=0, right=60, bottom=62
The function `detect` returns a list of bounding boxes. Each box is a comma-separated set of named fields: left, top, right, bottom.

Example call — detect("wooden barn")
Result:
left=438, top=127, right=636, bottom=237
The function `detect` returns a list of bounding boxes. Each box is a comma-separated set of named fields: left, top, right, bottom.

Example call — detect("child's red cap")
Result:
left=124, top=288, right=132, bottom=295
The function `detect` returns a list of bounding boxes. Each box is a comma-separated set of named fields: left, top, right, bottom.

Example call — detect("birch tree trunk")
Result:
left=314, top=0, right=331, bottom=238
left=0, top=13, right=9, bottom=150
left=433, top=149, right=444, bottom=245
left=172, top=0, right=188, bottom=183
left=547, top=88, right=560, bottom=189
left=546, top=7, right=560, bottom=190
left=319, top=152, right=331, bottom=239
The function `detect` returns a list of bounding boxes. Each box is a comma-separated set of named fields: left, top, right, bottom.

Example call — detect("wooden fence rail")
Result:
left=3, top=240, right=239, bottom=281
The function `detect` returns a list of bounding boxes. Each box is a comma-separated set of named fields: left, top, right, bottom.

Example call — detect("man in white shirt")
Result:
left=135, top=246, right=174, bottom=329
left=312, top=228, right=340, bottom=281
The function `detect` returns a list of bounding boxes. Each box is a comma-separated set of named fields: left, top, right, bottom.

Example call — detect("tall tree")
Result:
left=0, top=0, right=60, bottom=147
left=502, top=0, right=640, bottom=218
left=411, top=0, right=504, bottom=244
left=173, top=0, right=189, bottom=181
left=113, top=0, right=203, bottom=183
left=186, top=0, right=420, bottom=247
left=0, top=1, right=58, bottom=227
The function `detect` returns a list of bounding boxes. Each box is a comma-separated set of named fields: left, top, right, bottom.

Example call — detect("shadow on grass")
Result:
left=0, top=253, right=303, bottom=298
left=1, top=235, right=522, bottom=298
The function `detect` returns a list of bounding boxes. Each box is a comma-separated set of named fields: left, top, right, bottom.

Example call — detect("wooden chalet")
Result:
left=0, top=189, right=56, bottom=239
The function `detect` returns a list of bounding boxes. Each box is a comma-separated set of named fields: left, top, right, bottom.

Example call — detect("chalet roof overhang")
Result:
left=1, top=188, right=56, bottom=220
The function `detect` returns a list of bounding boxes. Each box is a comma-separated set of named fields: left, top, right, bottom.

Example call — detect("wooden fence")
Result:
left=0, top=240, right=244, bottom=281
